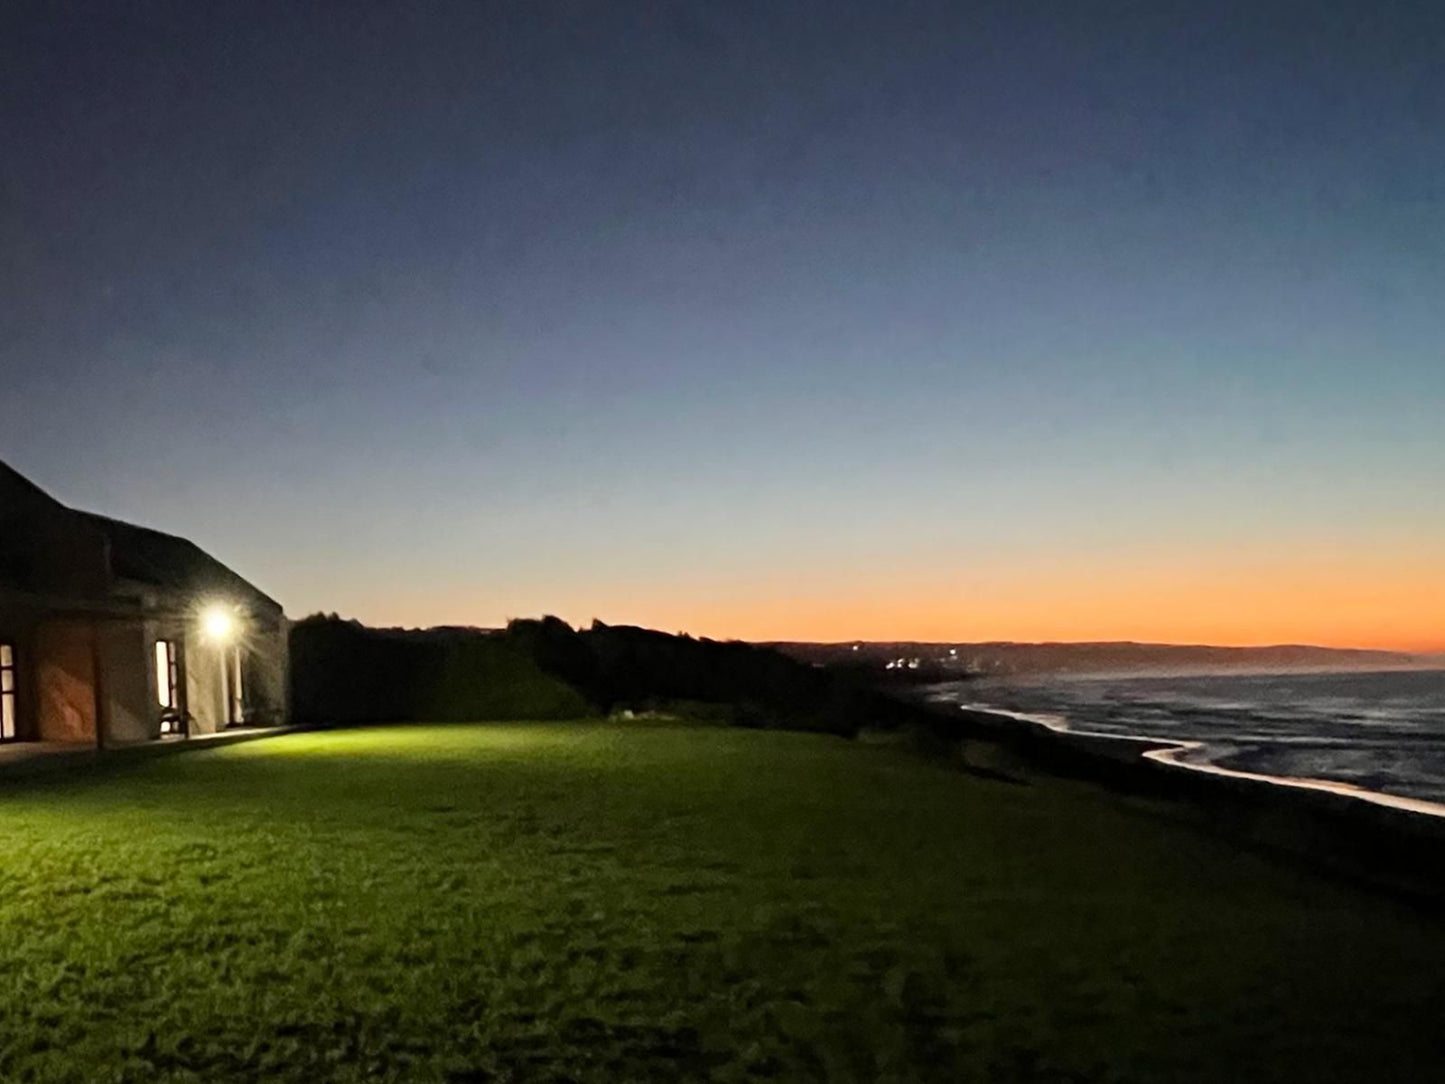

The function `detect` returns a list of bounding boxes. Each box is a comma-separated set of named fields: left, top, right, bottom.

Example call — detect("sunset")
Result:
left=345, top=542, right=1445, bottom=651
left=7, top=2, right=1442, bottom=652
left=3, top=1, right=1444, bottom=1079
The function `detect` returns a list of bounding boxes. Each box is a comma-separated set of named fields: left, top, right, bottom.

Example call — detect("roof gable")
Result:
left=78, top=513, right=283, bottom=614
left=0, top=459, right=282, bottom=614
left=0, top=462, right=110, bottom=597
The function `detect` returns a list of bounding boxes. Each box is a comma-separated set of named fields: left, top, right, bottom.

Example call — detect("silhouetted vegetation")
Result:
left=289, top=615, right=589, bottom=724
left=290, top=614, right=944, bottom=737
left=508, top=616, right=929, bottom=736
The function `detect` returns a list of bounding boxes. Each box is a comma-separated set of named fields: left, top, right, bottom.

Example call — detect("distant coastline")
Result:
left=774, top=639, right=1439, bottom=679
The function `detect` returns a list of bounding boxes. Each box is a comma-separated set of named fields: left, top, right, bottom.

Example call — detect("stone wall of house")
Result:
left=99, top=621, right=153, bottom=744
left=246, top=616, right=290, bottom=725
left=186, top=634, right=230, bottom=735
left=160, top=612, right=288, bottom=735
left=8, top=613, right=288, bottom=743
left=35, top=620, right=97, bottom=743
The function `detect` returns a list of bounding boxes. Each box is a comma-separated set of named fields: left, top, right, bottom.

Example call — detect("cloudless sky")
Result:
left=3, top=0, right=1442, bottom=648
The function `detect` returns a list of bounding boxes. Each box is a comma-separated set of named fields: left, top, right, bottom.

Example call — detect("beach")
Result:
left=928, top=670, right=1445, bottom=903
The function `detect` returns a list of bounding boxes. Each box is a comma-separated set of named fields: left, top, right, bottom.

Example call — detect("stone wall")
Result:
left=100, top=621, right=153, bottom=743
left=35, top=620, right=97, bottom=743
left=186, top=634, right=230, bottom=735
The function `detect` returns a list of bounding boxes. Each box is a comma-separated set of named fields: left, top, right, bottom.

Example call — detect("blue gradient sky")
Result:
left=3, top=1, right=1443, bottom=646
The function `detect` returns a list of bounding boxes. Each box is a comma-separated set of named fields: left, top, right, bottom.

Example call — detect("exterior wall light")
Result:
left=202, top=604, right=238, bottom=644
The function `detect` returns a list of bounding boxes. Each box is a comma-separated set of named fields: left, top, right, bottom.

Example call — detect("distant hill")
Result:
left=769, top=640, right=1428, bottom=677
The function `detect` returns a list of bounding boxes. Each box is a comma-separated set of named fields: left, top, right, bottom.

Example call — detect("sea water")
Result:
left=930, top=669, right=1445, bottom=808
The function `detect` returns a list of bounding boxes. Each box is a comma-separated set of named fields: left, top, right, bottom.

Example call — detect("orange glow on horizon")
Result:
left=666, top=557, right=1445, bottom=653
left=344, top=544, right=1445, bottom=655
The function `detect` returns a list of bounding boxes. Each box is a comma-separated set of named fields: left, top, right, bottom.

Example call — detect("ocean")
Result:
left=929, top=668, right=1445, bottom=811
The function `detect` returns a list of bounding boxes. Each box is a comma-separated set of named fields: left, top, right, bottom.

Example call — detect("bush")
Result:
left=289, top=616, right=592, bottom=724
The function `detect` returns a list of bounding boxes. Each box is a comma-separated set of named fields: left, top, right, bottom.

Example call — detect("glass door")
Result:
left=1, top=644, right=16, bottom=741
left=155, top=640, right=183, bottom=736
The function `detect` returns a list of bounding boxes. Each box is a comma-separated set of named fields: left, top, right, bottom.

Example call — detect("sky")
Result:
left=2, top=0, right=1443, bottom=650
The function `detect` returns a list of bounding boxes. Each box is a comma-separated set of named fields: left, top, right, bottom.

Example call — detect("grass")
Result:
left=0, top=722, right=1442, bottom=1082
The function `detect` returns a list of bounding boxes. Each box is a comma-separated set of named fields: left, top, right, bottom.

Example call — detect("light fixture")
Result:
left=202, top=604, right=237, bottom=644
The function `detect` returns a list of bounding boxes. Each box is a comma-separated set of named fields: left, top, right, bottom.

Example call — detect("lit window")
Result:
left=0, top=644, right=15, bottom=741
left=154, top=640, right=179, bottom=710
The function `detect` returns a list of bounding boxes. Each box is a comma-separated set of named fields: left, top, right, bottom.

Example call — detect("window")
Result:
left=1, top=644, right=15, bottom=741
left=156, top=640, right=185, bottom=736
left=155, top=640, right=179, bottom=709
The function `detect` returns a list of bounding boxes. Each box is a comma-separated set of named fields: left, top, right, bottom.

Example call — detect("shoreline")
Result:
left=920, top=696, right=1445, bottom=907
left=961, top=703, right=1445, bottom=820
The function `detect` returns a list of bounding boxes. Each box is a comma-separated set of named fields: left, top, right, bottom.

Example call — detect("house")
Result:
left=0, top=460, right=287, bottom=745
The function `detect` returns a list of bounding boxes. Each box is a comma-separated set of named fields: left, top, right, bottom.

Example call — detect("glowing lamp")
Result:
left=202, top=605, right=237, bottom=644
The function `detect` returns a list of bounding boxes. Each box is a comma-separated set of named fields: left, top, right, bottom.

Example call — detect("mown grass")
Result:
left=0, top=722, right=1441, bottom=1082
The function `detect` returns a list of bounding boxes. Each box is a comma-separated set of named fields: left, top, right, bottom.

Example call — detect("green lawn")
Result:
left=0, top=722, right=1442, bottom=1082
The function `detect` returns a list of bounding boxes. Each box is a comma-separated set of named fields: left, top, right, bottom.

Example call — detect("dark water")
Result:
left=930, top=669, right=1445, bottom=808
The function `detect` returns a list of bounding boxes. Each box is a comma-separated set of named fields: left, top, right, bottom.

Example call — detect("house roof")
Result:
left=0, top=457, right=282, bottom=615
left=0, top=460, right=70, bottom=512
left=0, top=460, right=111, bottom=599
left=76, top=512, right=283, bottom=615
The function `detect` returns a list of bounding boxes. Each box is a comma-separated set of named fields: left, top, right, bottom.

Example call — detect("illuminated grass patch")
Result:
left=0, top=722, right=1440, bottom=1081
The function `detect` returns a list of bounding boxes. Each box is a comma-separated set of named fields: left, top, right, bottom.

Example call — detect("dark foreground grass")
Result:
left=0, top=723, right=1442, bottom=1082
